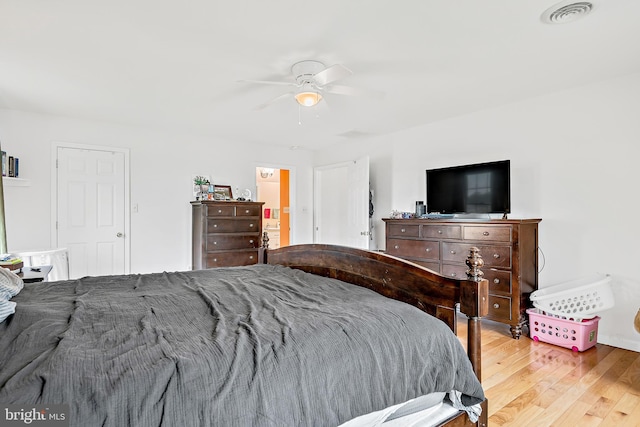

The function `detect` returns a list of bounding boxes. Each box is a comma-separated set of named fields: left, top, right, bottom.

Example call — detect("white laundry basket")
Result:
left=530, top=273, right=614, bottom=321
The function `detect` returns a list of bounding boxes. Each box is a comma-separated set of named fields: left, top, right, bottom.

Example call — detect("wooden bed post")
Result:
left=258, top=232, right=270, bottom=264
left=461, top=247, right=489, bottom=382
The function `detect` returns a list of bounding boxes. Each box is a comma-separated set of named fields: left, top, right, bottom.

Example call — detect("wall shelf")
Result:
left=2, top=177, right=30, bottom=187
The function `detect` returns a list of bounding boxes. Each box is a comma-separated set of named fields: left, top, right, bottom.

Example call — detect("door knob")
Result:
left=116, top=232, right=124, bottom=238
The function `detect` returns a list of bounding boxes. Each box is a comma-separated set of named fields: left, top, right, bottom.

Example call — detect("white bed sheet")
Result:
left=339, top=395, right=480, bottom=427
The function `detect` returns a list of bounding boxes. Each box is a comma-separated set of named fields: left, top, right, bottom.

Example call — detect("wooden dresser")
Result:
left=383, top=218, right=541, bottom=338
left=191, top=201, right=264, bottom=269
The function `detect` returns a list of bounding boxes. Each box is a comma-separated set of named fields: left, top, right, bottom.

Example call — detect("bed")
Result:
left=0, top=244, right=488, bottom=427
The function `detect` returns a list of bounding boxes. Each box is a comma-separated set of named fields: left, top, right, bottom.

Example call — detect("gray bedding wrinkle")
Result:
left=0, top=264, right=483, bottom=427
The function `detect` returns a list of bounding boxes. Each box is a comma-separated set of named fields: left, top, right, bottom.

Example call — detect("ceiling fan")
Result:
left=241, top=60, right=361, bottom=110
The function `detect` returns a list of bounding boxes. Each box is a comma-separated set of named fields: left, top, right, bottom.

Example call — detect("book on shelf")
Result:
left=1, top=151, right=5, bottom=176
left=14, top=157, right=19, bottom=178
left=7, top=156, right=14, bottom=177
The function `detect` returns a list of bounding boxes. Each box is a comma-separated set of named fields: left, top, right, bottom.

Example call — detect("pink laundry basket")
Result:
left=527, top=308, right=599, bottom=352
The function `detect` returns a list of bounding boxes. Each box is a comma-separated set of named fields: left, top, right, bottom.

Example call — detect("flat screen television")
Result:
left=426, top=160, right=510, bottom=215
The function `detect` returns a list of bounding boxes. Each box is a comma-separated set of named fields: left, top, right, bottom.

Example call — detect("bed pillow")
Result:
left=0, top=266, right=24, bottom=298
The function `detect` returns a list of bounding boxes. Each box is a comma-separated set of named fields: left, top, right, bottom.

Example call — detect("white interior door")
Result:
left=314, top=156, right=370, bottom=249
left=55, top=145, right=128, bottom=278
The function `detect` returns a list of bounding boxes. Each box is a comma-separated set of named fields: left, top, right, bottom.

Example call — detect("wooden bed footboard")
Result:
left=260, top=244, right=488, bottom=376
left=261, top=244, right=489, bottom=427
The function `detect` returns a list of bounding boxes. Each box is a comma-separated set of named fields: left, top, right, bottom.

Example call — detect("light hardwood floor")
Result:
left=457, top=316, right=640, bottom=427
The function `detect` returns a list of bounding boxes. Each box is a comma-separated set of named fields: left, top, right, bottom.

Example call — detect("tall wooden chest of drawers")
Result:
left=383, top=218, right=541, bottom=338
left=192, top=201, right=264, bottom=269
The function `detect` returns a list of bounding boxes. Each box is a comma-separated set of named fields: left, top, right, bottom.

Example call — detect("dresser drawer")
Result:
left=206, top=205, right=235, bottom=217
left=205, top=250, right=259, bottom=267
left=422, top=225, right=461, bottom=239
left=442, top=243, right=511, bottom=268
left=412, top=260, right=440, bottom=272
left=236, top=205, right=261, bottom=216
left=386, top=238, right=439, bottom=260
left=207, top=218, right=260, bottom=233
left=441, top=264, right=468, bottom=280
left=206, top=234, right=260, bottom=250
left=488, top=295, right=512, bottom=321
left=463, top=226, right=511, bottom=242
left=485, top=269, right=512, bottom=294
left=387, top=224, right=420, bottom=238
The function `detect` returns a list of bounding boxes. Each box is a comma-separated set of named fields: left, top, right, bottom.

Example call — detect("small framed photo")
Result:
left=214, top=185, right=233, bottom=200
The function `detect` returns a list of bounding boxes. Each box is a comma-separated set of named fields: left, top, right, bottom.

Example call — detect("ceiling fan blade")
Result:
left=253, top=92, right=294, bottom=110
left=324, top=84, right=385, bottom=99
left=324, top=85, right=361, bottom=96
left=313, top=64, right=352, bottom=86
left=239, top=79, right=296, bottom=87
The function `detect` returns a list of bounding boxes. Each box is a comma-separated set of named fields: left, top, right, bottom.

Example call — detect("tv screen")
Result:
left=426, top=160, right=510, bottom=215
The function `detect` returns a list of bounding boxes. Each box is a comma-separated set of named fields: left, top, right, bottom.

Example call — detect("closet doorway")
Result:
left=255, top=167, right=290, bottom=249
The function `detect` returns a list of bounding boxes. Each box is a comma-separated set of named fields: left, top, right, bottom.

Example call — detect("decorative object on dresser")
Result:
left=192, top=175, right=211, bottom=200
left=213, top=184, right=233, bottom=200
left=384, top=217, right=541, bottom=339
left=191, top=200, right=264, bottom=269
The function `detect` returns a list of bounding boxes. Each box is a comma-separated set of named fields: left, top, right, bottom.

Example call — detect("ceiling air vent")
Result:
left=541, top=1, right=594, bottom=24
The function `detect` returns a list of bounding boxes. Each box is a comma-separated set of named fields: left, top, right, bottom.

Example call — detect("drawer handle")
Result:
left=401, top=228, right=406, bottom=233
left=213, top=241, right=217, bottom=245
left=450, top=273, right=457, bottom=277
left=493, top=278, right=500, bottom=284
left=450, top=250, right=456, bottom=254
left=394, top=245, right=399, bottom=249
left=249, top=255, right=254, bottom=260
left=425, top=248, right=431, bottom=252
left=249, top=224, right=254, bottom=227
left=483, top=231, right=490, bottom=236
left=493, top=303, right=500, bottom=309
left=217, top=209, right=222, bottom=213
left=493, top=253, right=500, bottom=259
left=438, top=230, right=443, bottom=234
left=213, top=258, right=217, bottom=262
left=213, top=224, right=218, bottom=228
left=245, top=210, right=250, bottom=214
left=249, top=239, right=254, bottom=244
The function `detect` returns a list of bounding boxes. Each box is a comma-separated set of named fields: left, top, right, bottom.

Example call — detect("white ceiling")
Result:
left=1, top=0, right=639, bottom=151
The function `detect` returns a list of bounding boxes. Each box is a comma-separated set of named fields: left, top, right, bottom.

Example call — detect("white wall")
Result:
left=315, top=72, right=640, bottom=352
left=0, top=109, right=315, bottom=273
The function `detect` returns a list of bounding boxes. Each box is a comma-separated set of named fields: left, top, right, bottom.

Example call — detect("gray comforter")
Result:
left=0, top=264, right=484, bottom=426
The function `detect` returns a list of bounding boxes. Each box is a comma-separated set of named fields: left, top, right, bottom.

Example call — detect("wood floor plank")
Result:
left=579, top=349, right=630, bottom=404
left=457, top=316, right=640, bottom=427
left=489, top=401, right=544, bottom=426
left=599, top=392, right=640, bottom=427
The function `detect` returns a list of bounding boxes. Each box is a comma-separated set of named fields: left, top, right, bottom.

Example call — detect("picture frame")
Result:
left=214, top=185, right=233, bottom=200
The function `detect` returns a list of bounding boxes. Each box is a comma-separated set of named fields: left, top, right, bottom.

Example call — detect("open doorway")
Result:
left=255, top=167, right=290, bottom=249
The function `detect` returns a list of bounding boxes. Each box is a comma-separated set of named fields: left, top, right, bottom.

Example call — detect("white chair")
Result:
left=14, top=248, right=70, bottom=281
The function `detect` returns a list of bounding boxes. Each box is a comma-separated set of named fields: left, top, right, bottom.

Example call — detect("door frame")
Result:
left=50, top=141, right=131, bottom=274
left=253, top=162, right=297, bottom=245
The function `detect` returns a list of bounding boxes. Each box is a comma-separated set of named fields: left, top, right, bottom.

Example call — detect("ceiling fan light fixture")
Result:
left=295, top=89, right=322, bottom=107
